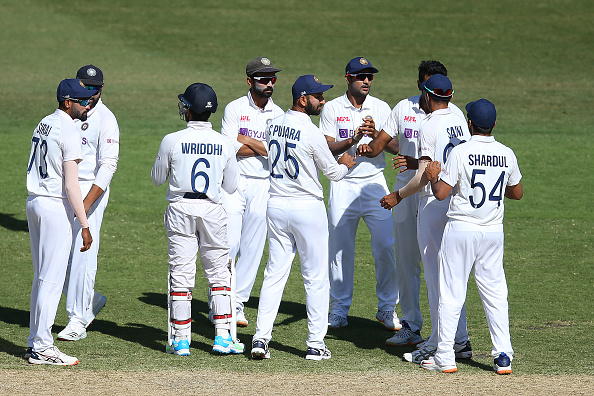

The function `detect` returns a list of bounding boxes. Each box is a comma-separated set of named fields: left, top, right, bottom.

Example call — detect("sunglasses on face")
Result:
left=424, top=86, right=454, bottom=97
left=252, top=76, right=277, bottom=85
left=69, top=98, right=91, bottom=106
left=348, top=73, right=374, bottom=81
left=85, top=85, right=102, bottom=91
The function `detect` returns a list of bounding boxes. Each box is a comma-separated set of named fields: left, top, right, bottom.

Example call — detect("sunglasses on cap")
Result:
left=347, top=73, right=374, bottom=81
left=252, top=76, right=277, bottom=85
left=424, top=86, right=454, bottom=98
left=69, top=98, right=91, bottom=106
left=84, top=85, right=102, bottom=90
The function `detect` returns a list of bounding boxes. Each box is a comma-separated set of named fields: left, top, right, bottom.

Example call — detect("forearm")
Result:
left=398, top=160, right=430, bottom=199
left=64, top=161, right=89, bottom=228
left=327, top=137, right=358, bottom=156
left=84, top=184, right=105, bottom=213
left=237, top=135, right=267, bottom=157
left=383, top=138, right=399, bottom=155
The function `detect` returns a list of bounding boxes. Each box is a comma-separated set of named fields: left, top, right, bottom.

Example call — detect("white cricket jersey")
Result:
left=266, top=110, right=349, bottom=200
left=385, top=95, right=464, bottom=183
left=151, top=121, right=239, bottom=203
left=440, top=135, right=522, bottom=225
left=73, top=98, right=120, bottom=192
left=320, top=93, right=391, bottom=179
left=26, top=109, right=82, bottom=198
left=221, top=91, right=284, bottom=178
left=418, top=107, right=470, bottom=197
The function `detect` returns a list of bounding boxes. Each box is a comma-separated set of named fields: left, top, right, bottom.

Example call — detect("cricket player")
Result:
left=26, top=79, right=95, bottom=365
left=151, top=83, right=241, bottom=356
left=59, top=65, right=119, bottom=342
left=420, top=99, right=523, bottom=374
left=320, top=57, right=400, bottom=331
left=359, top=74, right=472, bottom=364
left=251, top=75, right=356, bottom=361
left=220, top=57, right=284, bottom=327
left=382, top=61, right=465, bottom=346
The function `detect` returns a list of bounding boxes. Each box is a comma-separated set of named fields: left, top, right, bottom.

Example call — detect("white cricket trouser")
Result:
left=222, top=176, right=269, bottom=310
left=417, top=195, right=468, bottom=348
left=27, top=196, right=74, bottom=351
left=63, top=184, right=109, bottom=325
left=435, top=221, right=513, bottom=366
left=328, top=173, right=398, bottom=317
left=165, top=200, right=232, bottom=336
left=254, top=197, right=329, bottom=349
left=393, top=180, right=422, bottom=332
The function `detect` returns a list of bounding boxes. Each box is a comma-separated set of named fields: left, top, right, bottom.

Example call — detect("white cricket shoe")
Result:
left=28, top=346, right=79, bottom=366
left=236, top=308, right=248, bottom=327
left=85, top=291, right=107, bottom=327
left=376, top=310, right=402, bottom=331
left=251, top=339, right=270, bottom=359
left=328, top=313, right=348, bottom=329
left=57, top=321, right=87, bottom=341
left=386, top=321, right=423, bottom=346
left=403, top=344, right=437, bottom=364
left=305, top=346, right=331, bottom=361
left=421, top=356, right=458, bottom=373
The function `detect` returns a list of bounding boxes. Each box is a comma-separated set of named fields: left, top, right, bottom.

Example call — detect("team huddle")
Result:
left=25, top=57, right=523, bottom=374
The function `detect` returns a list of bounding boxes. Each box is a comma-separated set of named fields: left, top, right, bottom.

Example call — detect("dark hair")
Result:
left=418, top=60, right=447, bottom=82
left=471, top=122, right=494, bottom=135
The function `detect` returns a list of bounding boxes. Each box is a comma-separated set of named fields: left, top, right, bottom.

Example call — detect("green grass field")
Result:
left=1, top=0, right=593, bottom=382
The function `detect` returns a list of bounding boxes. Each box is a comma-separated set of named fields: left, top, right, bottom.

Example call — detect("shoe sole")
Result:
left=28, top=357, right=79, bottom=366
left=57, top=332, right=87, bottom=342
left=422, top=365, right=458, bottom=373
left=251, top=349, right=270, bottom=359
left=386, top=337, right=424, bottom=346
left=376, top=316, right=402, bottom=331
left=495, top=365, right=512, bottom=375
left=237, top=320, right=248, bottom=327
left=305, top=355, right=331, bottom=361
left=213, top=346, right=244, bottom=355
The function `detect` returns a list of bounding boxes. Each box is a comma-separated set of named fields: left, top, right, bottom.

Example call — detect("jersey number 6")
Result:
left=191, top=158, right=210, bottom=194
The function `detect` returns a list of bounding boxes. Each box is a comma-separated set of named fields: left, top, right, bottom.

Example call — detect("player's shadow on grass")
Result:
left=0, top=336, right=29, bottom=360
left=0, top=212, right=28, bottom=232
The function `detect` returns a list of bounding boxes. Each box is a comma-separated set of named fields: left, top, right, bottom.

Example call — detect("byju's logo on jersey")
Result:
left=81, top=122, right=89, bottom=131
left=404, top=128, right=418, bottom=139
left=339, top=129, right=350, bottom=139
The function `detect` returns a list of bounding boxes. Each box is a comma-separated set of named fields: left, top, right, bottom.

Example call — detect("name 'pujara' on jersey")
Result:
left=268, top=124, right=301, bottom=141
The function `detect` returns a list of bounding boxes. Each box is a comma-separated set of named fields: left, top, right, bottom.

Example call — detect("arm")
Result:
left=83, top=184, right=105, bottom=214
left=325, top=134, right=363, bottom=156
left=356, top=130, right=393, bottom=158
left=64, top=160, right=92, bottom=252
left=151, top=137, right=171, bottom=186
left=311, top=131, right=353, bottom=181
left=222, top=144, right=240, bottom=194
left=236, top=134, right=268, bottom=157
left=379, top=158, right=430, bottom=209
left=392, top=155, right=419, bottom=173
left=93, top=111, right=120, bottom=190
left=505, top=182, right=523, bottom=200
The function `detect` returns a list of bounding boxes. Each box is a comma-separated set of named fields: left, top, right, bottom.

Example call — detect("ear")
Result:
left=298, top=95, right=308, bottom=108
left=345, top=75, right=351, bottom=84
left=247, top=76, right=254, bottom=89
left=64, top=99, right=73, bottom=110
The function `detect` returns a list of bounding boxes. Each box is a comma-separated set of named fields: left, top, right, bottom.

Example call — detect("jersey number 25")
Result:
left=269, top=140, right=299, bottom=180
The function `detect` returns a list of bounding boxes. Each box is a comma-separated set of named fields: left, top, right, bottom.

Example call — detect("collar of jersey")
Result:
left=470, top=134, right=495, bottom=142
left=247, top=91, right=275, bottom=112
left=341, top=92, right=371, bottom=111
left=187, top=121, right=213, bottom=129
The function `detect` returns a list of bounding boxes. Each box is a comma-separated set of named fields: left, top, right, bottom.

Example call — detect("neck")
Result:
left=291, top=105, right=306, bottom=114
left=347, top=92, right=365, bottom=108
left=251, top=91, right=269, bottom=109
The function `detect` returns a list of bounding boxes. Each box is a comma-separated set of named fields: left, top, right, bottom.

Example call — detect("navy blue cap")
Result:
left=57, top=79, right=98, bottom=102
left=345, top=57, right=378, bottom=75
left=292, top=75, right=333, bottom=99
left=466, top=99, right=496, bottom=128
left=76, top=65, right=104, bottom=86
left=420, top=73, right=453, bottom=100
left=178, top=83, right=218, bottom=114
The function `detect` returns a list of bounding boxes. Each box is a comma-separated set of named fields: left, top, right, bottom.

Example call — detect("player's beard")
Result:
left=253, top=84, right=273, bottom=99
left=72, top=104, right=89, bottom=121
left=305, top=97, right=323, bottom=116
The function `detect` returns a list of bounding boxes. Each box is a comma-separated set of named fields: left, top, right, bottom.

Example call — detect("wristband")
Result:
left=352, top=134, right=361, bottom=143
